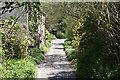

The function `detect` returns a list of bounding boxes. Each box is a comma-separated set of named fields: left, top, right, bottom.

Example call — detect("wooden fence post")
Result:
left=26, top=12, right=29, bottom=57
left=41, top=15, right=45, bottom=46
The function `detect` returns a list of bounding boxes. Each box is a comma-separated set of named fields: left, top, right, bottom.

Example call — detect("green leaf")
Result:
left=40, top=19, right=42, bottom=23
left=11, top=38, right=15, bottom=41
left=9, top=35, right=14, bottom=38
left=1, top=51, right=5, bottom=55
left=0, top=33, right=5, bottom=37
left=9, top=16, right=16, bottom=21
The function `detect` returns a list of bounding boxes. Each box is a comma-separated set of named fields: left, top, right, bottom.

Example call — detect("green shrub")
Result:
left=46, top=40, right=51, bottom=48
left=0, top=20, right=27, bottom=59
left=64, top=40, right=72, bottom=51
left=71, top=59, right=77, bottom=70
left=45, top=29, right=51, bottom=41
left=64, top=40, right=75, bottom=59
left=0, top=58, right=36, bottom=78
left=77, top=51, right=119, bottom=79
left=40, top=45, right=48, bottom=54
left=64, top=40, right=77, bottom=71
left=71, top=59, right=77, bottom=64
left=64, top=40, right=72, bottom=46
left=65, top=49, right=76, bottom=60
left=28, top=48, right=44, bottom=64
left=50, top=33, right=57, bottom=40
left=65, top=28, right=74, bottom=40
left=45, top=29, right=52, bottom=49
left=56, top=31, right=65, bottom=39
left=64, top=46, right=73, bottom=51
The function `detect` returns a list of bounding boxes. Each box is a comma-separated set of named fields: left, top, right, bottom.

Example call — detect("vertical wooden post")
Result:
left=42, top=15, right=45, bottom=46
left=38, top=21, right=41, bottom=49
left=37, top=14, right=45, bottom=48
left=26, top=12, right=29, bottom=57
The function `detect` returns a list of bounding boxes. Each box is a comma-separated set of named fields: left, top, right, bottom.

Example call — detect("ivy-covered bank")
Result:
left=0, top=19, right=55, bottom=78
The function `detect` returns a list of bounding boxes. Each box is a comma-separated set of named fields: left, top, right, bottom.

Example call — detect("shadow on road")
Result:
left=52, top=43, right=64, bottom=46
left=37, top=39, right=76, bottom=79
left=48, top=71, right=76, bottom=78
left=37, top=55, right=72, bottom=69
left=53, top=48, right=64, bottom=50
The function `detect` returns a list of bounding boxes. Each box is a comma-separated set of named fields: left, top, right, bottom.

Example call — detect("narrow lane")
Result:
left=37, top=39, right=76, bottom=79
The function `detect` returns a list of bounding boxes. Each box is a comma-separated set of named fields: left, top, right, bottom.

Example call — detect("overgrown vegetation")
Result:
left=0, top=2, right=54, bottom=77
left=28, top=48, right=44, bottom=64
left=64, top=40, right=77, bottom=70
left=72, top=3, right=119, bottom=79
left=0, top=58, right=36, bottom=78
left=0, top=19, right=53, bottom=78
left=0, top=1, right=119, bottom=79
left=43, top=2, right=120, bottom=79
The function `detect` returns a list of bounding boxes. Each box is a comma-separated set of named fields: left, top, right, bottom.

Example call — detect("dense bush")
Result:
left=45, top=40, right=51, bottom=48
left=0, top=19, right=37, bottom=78
left=64, top=40, right=77, bottom=70
left=40, top=45, right=49, bottom=54
left=45, top=28, right=52, bottom=49
left=64, top=40, right=72, bottom=50
left=64, top=40, right=72, bottom=46
left=73, top=13, right=119, bottom=79
left=50, top=33, right=57, bottom=40
left=63, top=16, right=75, bottom=40
left=0, top=20, right=51, bottom=78
left=28, top=48, right=44, bottom=64
left=65, top=49, right=76, bottom=60
left=0, top=58, right=36, bottom=78
left=0, top=20, right=28, bottom=59
left=56, top=31, right=65, bottom=39
left=45, top=28, right=51, bottom=41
